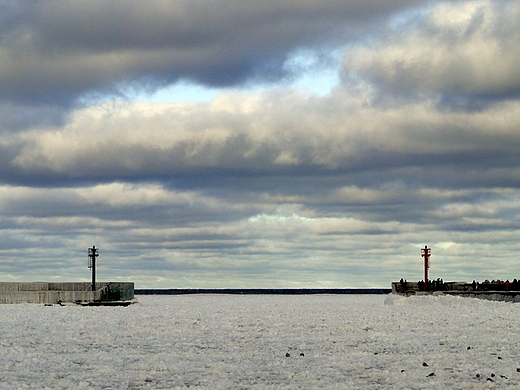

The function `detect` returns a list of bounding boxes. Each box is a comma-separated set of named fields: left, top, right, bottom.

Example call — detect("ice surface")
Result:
left=1, top=294, right=520, bottom=389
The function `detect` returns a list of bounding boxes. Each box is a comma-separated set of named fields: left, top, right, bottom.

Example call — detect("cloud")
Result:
left=344, top=0, right=520, bottom=105
left=5, top=91, right=520, bottom=275
left=5, top=87, right=520, bottom=190
left=0, top=0, right=427, bottom=107
left=2, top=0, right=520, bottom=288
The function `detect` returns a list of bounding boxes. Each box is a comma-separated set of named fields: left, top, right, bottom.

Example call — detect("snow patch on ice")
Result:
left=384, top=293, right=406, bottom=305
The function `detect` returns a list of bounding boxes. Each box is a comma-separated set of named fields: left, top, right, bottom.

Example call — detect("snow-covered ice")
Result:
left=1, top=293, right=520, bottom=389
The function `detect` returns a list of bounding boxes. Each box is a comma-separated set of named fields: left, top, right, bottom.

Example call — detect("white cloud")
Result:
left=345, top=0, right=520, bottom=98
left=7, top=88, right=520, bottom=182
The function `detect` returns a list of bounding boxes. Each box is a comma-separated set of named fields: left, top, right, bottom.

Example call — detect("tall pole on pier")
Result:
left=88, top=246, right=99, bottom=292
left=421, top=245, right=431, bottom=291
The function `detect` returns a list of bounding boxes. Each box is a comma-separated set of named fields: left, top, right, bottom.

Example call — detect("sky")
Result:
left=1, top=0, right=520, bottom=288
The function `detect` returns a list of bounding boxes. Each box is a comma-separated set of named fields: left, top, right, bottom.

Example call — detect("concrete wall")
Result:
left=0, top=282, right=134, bottom=304
left=391, top=282, right=419, bottom=294
left=99, top=282, right=135, bottom=301
left=0, top=291, right=101, bottom=304
left=445, top=291, right=520, bottom=303
left=0, top=282, right=99, bottom=292
left=392, top=282, right=520, bottom=303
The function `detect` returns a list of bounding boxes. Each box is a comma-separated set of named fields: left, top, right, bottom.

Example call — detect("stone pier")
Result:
left=0, top=282, right=134, bottom=304
left=391, top=281, right=520, bottom=302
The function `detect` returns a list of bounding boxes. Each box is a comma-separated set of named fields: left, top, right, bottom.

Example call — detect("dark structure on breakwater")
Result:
left=391, top=280, right=520, bottom=302
left=393, top=279, right=520, bottom=294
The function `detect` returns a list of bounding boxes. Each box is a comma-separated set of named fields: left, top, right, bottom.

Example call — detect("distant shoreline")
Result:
left=135, top=288, right=391, bottom=295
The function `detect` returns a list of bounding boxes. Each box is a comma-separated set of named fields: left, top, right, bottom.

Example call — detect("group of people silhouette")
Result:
left=396, top=278, right=520, bottom=293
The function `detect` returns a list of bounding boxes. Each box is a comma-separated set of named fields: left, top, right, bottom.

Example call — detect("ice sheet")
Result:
left=0, top=294, right=519, bottom=389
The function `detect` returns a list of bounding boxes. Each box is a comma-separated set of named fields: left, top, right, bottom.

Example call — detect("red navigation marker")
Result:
left=421, top=246, right=431, bottom=291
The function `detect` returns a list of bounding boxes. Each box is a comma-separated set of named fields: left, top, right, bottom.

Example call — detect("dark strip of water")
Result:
left=135, top=288, right=391, bottom=295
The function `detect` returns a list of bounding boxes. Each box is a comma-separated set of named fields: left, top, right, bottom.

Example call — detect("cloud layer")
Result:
left=0, top=0, right=422, bottom=106
left=345, top=0, right=520, bottom=104
left=1, top=0, right=520, bottom=288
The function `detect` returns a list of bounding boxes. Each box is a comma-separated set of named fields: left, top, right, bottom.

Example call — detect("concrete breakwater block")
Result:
left=0, top=282, right=134, bottom=304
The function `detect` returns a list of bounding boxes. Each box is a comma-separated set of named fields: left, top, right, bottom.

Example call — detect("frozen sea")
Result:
left=1, top=294, right=520, bottom=389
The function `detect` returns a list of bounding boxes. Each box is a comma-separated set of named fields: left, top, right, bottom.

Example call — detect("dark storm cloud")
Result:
left=0, top=0, right=427, bottom=106
left=0, top=103, right=69, bottom=132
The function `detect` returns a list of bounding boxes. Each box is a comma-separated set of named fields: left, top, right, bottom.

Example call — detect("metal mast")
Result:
left=88, top=245, right=99, bottom=291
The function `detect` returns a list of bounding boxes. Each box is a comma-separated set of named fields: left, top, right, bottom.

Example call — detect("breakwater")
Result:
left=0, top=282, right=134, bottom=304
left=391, top=281, right=520, bottom=302
left=444, top=290, right=520, bottom=302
